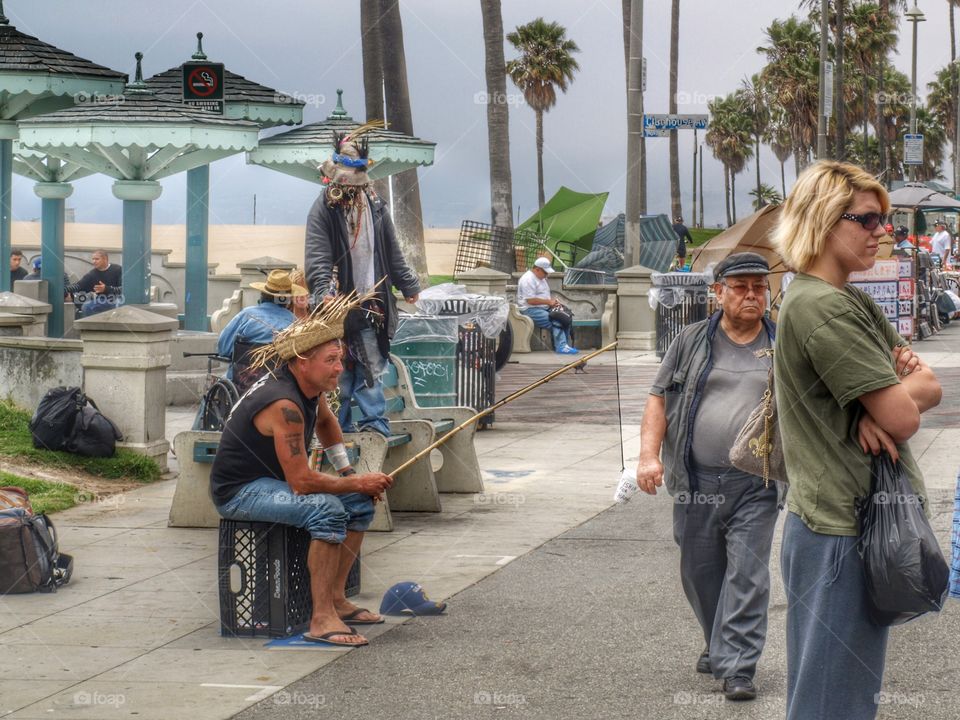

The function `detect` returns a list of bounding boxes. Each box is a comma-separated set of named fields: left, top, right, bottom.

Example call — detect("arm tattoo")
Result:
left=281, top=407, right=304, bottom=425
left=283, top=432, right=303, bottom=457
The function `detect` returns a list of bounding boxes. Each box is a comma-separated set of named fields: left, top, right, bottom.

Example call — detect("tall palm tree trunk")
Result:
left=780, top=160, right=786, bottom=198
left=952, top=2, right=957, bottom=62
left=754, top=135, right=762, bottom=207
left=378, top=0, right=428, bottom=283
left=668, top=0, right=681, bottom=220
left=731, top=171, right=738, bottom=224
left=480, top=0, right=513, bottom=231
left=536, top=108, right=545, bottom=208
left=360, top=0, right=390, bottom=200
left=835, top=0, right=846, bottom=159
left=724, top=166, right=731, bottom=226
left=863, top=74, right=870, bottom=172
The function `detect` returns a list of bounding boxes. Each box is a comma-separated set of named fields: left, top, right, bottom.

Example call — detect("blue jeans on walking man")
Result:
left=521, top=306, right=574, bottom=351
left=337, top=326, right=390, bottom=437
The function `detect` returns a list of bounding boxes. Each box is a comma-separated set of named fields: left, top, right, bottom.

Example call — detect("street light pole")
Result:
left=906, top=2, right=925, bottom=182
left=817, top=0, right=829, bottom=159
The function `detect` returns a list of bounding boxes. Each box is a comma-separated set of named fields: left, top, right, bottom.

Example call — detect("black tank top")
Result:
left=210, top=366, right=318, bottom=506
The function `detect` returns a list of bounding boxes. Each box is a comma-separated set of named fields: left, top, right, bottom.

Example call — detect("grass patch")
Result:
left=428, top=274, right=455, bottom=286
left=690, top=227, right=724, bottom=247
left=0, top=401, right=160, bottom=483
left=0, top=473, right=79, bottom=515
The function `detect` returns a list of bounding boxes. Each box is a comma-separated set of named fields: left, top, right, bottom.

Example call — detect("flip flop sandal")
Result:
left=339, top=608, right=385, bottom=625
left=302, top=628, right=369, bottom=647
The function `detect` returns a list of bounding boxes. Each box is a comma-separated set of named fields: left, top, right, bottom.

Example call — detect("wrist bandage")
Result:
left=326, top=443, right=351, bottom=471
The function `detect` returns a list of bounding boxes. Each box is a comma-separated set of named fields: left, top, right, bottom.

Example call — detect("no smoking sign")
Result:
left=182, top=61, right=225, bottom=111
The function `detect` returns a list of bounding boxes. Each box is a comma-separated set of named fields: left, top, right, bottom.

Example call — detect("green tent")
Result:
left=517, top=186, right=609, bottom=266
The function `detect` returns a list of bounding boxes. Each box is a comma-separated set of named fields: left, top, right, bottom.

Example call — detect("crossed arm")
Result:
left=252, top=398, right=392, bottom=497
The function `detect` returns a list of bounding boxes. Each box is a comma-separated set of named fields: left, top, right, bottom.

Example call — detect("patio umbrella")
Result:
left=888, top=183, right=960, bottom=210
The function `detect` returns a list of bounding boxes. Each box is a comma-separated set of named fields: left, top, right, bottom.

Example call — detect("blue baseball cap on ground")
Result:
left=379, top=581, right=447, bottom=616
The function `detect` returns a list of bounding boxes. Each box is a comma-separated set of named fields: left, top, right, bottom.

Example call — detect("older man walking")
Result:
left=636, top=252, right=781, bottom=702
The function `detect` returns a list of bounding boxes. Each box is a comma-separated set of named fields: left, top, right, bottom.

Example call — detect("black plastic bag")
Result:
left=857, top=452, right=949, bottom=626
left=29, top=387, right=84, bottom=451
left=66, top=399, right=122, bottom=458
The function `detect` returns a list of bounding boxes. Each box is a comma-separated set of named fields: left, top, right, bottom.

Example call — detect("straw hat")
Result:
left=249, top=269, right=308, bottom=298
left=249, top=291, right=373, bottom=368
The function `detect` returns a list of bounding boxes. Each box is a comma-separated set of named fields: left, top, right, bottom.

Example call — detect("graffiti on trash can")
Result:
left=407, top=360, right=452, bottom=388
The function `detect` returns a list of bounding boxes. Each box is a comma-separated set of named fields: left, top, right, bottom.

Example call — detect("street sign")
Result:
left=182, top=61, right=225, bottom=114
left=904, top=134, right=924, bottom=165
left=643, top=113, right=708, bottom=138
left=823, top=61, right=834, bottom=119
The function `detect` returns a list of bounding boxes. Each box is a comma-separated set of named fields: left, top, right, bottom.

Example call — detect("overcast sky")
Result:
left=8, top=0, right=959, bottom=230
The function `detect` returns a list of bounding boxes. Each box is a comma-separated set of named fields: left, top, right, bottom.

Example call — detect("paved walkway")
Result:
left=3, top=327, right=960, bottom=718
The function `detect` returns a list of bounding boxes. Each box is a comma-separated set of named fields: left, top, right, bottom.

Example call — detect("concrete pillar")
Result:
left=113, top=180, right=163, bottom=307
left=0, top=291, right=52, bottom=336
left=184, top=165, right=210, bottom=331
left=454, top=266, right=509, bottom=297
left=35, top=181, right=73, bottom=338
left=615, top=265, right=657, bottom=350
left=236, top=256, right=297, bottom=308
left=75, top=306, right=178, bottom=471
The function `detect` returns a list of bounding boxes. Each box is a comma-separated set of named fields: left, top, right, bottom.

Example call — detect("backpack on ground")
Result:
left=29, top=386, right=84, bottom=451
left=66, top=397, right=122, bottom=458
left=0, top=487, right=74, bottom=594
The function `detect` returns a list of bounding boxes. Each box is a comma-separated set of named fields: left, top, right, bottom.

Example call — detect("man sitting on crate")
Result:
left=210, top=292, right=393, bottom=647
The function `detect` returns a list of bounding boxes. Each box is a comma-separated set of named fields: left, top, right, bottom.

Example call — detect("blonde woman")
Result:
left=773, top=161, right=942, bottom=720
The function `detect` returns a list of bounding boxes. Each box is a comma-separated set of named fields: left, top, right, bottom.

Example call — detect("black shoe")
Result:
left=696, top=650, right=711, bottom=674
left=723, top=675, right=756, bottom=701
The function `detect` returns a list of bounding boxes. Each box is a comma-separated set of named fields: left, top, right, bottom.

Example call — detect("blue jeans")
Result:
left=781, top=511, right=888, bottom=720
left=337, top=327, right=390, bottom=436
left=216, top=477, right=375, bottom=544
left=521, top=306, right=573, bottom=350
left=82, top=295, right=119, bottom=316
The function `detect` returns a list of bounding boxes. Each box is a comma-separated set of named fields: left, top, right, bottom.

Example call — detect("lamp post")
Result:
left=816, top=0, right=829, bottom=159
left=905, top=2, right=925, bottom=182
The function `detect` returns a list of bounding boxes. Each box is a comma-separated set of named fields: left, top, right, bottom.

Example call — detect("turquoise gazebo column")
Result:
left=185, top=165, right=209, bottom=331
left=113, top=180, right=162, bottom=307
left=0, top=127, right=13, bottom=292
left=34, top=181, right=72, bottom=337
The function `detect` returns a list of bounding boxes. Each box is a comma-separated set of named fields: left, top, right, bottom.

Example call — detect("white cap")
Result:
left=533, top=257, right=556, bottom=273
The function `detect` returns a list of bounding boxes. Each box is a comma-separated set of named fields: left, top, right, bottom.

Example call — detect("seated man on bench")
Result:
left=210, top=295, right=392, bottom=647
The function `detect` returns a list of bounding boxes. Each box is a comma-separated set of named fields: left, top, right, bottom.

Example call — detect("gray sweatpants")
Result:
left=672, top=468, right=779, bottom=680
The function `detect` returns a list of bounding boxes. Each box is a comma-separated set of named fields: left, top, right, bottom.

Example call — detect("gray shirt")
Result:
left=653, top=325, right=771, bottom=471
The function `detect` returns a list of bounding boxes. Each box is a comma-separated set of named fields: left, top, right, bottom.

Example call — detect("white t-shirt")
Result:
left=516, top=270, right=550, bottom=310
left=931, top=230, right=952, bottom=259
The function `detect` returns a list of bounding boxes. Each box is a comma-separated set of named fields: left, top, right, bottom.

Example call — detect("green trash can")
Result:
left=392, top=315, right=458, bottom=408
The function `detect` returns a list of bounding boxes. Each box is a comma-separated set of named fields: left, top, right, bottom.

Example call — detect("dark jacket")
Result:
left=304, top=188, right=421, bottom=340
left=66, top=264, right=122, bottom=298
left=658, top=311, right=777, bottom=496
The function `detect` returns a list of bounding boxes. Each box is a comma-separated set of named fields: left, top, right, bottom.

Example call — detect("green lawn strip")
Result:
left=0, top=472, right=79, bottom=515
left=690, top=227, right=724, bottom=247
left=0, top=401, right=160, bottom=483
left=428, top=274, right=455, bottom=286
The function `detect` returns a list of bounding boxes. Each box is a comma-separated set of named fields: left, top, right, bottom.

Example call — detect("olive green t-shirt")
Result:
left=774, top=273, right=926, bottom=536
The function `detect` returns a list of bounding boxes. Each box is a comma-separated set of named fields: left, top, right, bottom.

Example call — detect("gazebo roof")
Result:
left=248, top=89, right=435, bottom=183
left=145, top=32, right=303, bottom=128
left=17, top=52, right=260, bottom=181
left=0, top=20, right=125, bottom=81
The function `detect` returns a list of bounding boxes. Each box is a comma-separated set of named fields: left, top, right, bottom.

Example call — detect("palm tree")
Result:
left=706, top=94, right=753, bottom=225
left=506, top=18, right=581, bottom=208
left=669, top=0, right=682, bottom=220
left=378, top=0, right=429, bottom=282
left=360, top=0, right=390, bottom=201
left=766, top=116, right=793, bottom=198
left=758, top=16, right=820, bottom=175
left=749, top=183, right=783, bottom=210
left=738, top=75, right=769, bottom=208
left=481, top=0, right=513, bottom=231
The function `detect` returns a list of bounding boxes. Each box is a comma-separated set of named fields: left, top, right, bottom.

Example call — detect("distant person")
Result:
left=517, top=256, right=577, bottom=355
left=893, top=225, right=914, bottom=253
left=672, top=215, right=694, bottom=264
left=66, top=249, right=122, bottom=316
left=931, top=221, right=952, bottom=264
left=9, top=249, right=26, bottom=286
left=217, top=269, right=305, bottom=393
left=22, top=258, right=71, bottom=299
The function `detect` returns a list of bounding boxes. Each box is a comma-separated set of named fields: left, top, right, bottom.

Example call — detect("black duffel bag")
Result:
left=66, top=398, right=122, bottom=458
left=29, top=387, right=84, bottom=451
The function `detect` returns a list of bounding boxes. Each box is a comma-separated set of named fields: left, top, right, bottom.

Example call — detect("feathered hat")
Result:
left=320, top=121, right=386, bottom=187
left=248, top=290, right=374, bottom=370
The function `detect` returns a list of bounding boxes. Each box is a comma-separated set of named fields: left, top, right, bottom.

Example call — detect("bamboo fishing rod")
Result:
left=388, top=341, right=619, bottom=479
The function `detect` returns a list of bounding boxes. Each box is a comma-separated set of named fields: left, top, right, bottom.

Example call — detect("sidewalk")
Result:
left=2, top=328, right=959, bottom=719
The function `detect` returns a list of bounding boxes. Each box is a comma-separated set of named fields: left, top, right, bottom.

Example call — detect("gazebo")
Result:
left=146, top=32, right=305, bottom=330
left=248, top=90, right=435, bottom=184
left=17, top=52, right=260, bottom=321
left=0, top=0, right=126, bottom=299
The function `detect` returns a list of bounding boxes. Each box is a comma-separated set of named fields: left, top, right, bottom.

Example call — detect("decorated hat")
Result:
left=249, top=290, right=372, bottom=368
left=320, top=122, right=385, bottom=187
left=249, top=269, right=308, bottom=298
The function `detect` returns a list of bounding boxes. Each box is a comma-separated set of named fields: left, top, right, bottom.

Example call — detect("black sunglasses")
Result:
left=840, top=212, right=887, bottom=231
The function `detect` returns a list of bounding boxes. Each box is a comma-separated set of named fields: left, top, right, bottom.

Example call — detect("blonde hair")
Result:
left=773, top=160, right=890, bottom=273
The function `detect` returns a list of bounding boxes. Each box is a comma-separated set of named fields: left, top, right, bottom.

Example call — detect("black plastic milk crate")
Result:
left=218, top=520, right=361, bottom=638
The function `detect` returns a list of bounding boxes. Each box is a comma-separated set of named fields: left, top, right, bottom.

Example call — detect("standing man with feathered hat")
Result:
left=305, top=124, right=421, bottom=437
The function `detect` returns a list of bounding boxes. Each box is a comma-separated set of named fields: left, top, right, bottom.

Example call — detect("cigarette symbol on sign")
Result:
left=188, top=67, right=219, bottom=97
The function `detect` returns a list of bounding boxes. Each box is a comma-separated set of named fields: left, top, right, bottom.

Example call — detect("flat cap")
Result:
left=714, top=252, right=770, bottom=279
